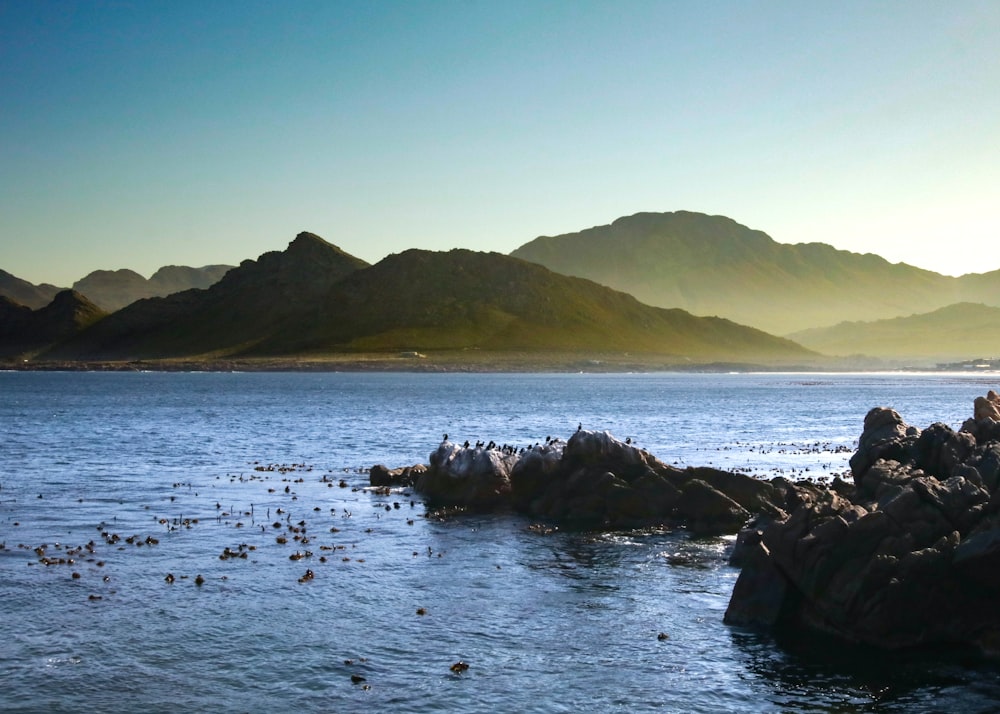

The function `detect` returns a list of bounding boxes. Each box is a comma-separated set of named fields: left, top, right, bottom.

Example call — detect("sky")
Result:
left=2, top=0, right=998, bottom=287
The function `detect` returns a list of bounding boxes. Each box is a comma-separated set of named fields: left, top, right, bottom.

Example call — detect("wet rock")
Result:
left=394, top=430, right=778, bottom=534
left=673, top=479, right=749, bottom=536
left=848, top=407, right=921, bottom=480
left=724, top=539, right=790, bottom=627
left=416, top=441, right=519, bottom=510
left=727, top=391, right=1000, bottom=652
left=369, top=463, right=425, bottom=487
left=974, top=391, right=1000, bottom=421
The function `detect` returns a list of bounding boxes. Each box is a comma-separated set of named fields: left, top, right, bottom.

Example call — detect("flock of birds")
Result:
left=449, top=433, right=568, bottom=456
left=441, top=431, right=855, bottom=483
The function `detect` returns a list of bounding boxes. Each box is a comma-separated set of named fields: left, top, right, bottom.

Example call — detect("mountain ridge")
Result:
left=43, top=232, right=371, bottom=360
left=40, top=238, right=813, bottom=365
left=0, top=290, right=107, bottom=358
left=788, top=302, right=1000, bottom=362
left=0, top=269, right=65, bottom=309
left=511, top=211, right=973, bottom=334
left=71, top=263, right=234, bottom=311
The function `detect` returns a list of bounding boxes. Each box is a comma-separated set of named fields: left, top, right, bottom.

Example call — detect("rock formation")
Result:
left=373, top=430, right=786, bottom=534
left=369, top=464, right=426, bottom=488
left=725, top=393, right=1000, bottom=653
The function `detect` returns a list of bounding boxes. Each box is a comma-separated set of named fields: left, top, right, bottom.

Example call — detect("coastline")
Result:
left=2, top=353, right=980, bottom=374
left=3, top=352, right=860, bottom=374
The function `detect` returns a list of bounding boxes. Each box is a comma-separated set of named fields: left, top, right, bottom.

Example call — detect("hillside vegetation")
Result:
left=41, top=237, right=813, bottom=366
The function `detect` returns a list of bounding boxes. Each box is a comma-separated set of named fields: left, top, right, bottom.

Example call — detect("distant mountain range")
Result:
left=511, top=211, right=1000, bottom=335
left=44, top=233, right=369, bottom=360
left=27, top=233, right=810, bottom=365
left=788, top=302, right=1000, bottom=362
left=5, top=211, right=1000, bottom=366
left=0, top=264, right=233, bottom=312
left=0, top=269, right=64, bottom=309
left=72, top=264, right=234, bottom=311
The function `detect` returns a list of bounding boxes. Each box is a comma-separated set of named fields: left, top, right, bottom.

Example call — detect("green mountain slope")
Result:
left=511, top=211, right=968, bottom=334
left=788, top=302, right=1000, bottom=362
left=47, top=238, right=814, bottom=364
left=0, top=290, right=107, bottom=358
left=270, top=248, right=812, bottom=361
left=45, top=232, right=370, bottom=360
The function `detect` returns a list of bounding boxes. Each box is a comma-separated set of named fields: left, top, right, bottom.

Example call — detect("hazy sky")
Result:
left=2, top=0, right=998, bottom=286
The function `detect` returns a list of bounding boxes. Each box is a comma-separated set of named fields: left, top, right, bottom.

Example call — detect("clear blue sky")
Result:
left=2, top=0, right=998, bottom=286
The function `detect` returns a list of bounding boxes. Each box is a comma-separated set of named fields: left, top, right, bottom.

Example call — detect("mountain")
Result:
left=788, top=302, right=1000, bottom=363
left=0, top=290, right=107, bottom=358
left=72, top=264, right=234, bottom=311
left=0, top=269, right=65, bottom=309
left=0, top=296, right=33, bottom=336
left=510, top=211, right=982, bottom=335
left=253, top=248, right=814, bottom=361
left=43, top=237, right=813, bottom=365
left=44, top=232, right=371, bottom=360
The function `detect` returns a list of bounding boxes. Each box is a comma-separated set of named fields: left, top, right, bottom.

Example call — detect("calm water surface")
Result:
left=3, top=371, right=1000, bottom=712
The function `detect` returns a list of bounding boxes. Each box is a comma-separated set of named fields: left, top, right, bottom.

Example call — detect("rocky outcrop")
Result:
left=418, top=442, right=520, bottom=510
left=376, top=430, right=785, bottom=534
left=369, top=464, right=426, bottom=488
left=726, top=395, right=1000, bottom=653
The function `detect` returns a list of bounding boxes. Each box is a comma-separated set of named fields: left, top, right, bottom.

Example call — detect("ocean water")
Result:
left=3, top=370, right=1000, bottom=713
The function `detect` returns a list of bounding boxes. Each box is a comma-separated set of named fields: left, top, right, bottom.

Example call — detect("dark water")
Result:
left=2, top=371, right=1000, bottom=712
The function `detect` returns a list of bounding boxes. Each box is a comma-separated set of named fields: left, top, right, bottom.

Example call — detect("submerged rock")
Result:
left=726, top=394, right=1000, bottom=653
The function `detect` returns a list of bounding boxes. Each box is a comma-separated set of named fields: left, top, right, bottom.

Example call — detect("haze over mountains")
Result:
left=0, top=269, right=64, bottom=310
left=37, top=233, right=808, bottom=364
left=511, top=211, right=1000, bottom=335
left=73, top=265, right=234, bottom=312
left=788, top=303, right=1000, bottom=362
left=3, top=211, right=1000, bottom=367
left=0, top=264, right=233, bottom=311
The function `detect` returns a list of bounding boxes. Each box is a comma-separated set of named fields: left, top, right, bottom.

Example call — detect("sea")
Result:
left=3, top=370, right=1000, bottom=713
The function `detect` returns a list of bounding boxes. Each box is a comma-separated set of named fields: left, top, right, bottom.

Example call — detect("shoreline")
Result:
left=2, top=355, right=990, bottom=374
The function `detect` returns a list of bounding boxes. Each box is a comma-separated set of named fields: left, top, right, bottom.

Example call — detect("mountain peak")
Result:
left=511, top=211, right=967, bottom=334
left=0, top=269, right=65, bottom=309
left=41, top=289, right=107, bottom=326
left=73, top=265, right=234, bottom=312
left=0, top=289, right=107, bottom=357
left=290, top=231, right=332, bottom=248
left=285, top=231, right=369, bottom=264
